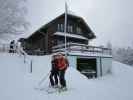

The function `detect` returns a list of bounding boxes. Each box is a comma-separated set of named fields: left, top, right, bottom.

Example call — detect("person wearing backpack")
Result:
left=57, top=53, right=69, bottom=90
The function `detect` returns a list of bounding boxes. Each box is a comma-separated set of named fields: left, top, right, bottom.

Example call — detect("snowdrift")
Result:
left=0, top=53, right=133, bottom=100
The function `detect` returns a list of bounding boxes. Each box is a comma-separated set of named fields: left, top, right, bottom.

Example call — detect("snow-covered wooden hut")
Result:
left=21, top=12, right=112, bottom=78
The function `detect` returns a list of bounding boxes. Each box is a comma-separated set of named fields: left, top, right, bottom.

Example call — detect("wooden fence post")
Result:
left=24, top=55, right=26, bottom=63
left=30, top=60, right=32, bottom=73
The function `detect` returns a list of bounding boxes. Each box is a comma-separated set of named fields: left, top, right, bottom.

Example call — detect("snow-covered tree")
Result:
left=0, top=0, right=28, bottom=40
left=106, top=41, right=112, bottom=49
left=113, top=47, right=133, bottom=66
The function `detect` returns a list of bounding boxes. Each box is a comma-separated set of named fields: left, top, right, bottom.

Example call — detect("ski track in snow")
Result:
left=0, top=53, right=133, bottom=100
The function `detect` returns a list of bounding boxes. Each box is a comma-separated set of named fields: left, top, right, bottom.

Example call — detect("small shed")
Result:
left=68, top=54, right=112, bottom=78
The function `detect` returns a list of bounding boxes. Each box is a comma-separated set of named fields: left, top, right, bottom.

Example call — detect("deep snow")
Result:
left=0, top=53, right=133, bottom=100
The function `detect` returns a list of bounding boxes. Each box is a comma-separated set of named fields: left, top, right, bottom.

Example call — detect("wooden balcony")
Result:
left=52, top=43, right=112, bottom=57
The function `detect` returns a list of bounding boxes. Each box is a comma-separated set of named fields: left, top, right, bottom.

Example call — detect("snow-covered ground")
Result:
left=0, top=53, right=133, bottom=100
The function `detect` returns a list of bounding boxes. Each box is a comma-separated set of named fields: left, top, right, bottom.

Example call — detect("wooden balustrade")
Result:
left=52, top=43, right=112, bottom=56
left=0, top=44, right=10, bottom=52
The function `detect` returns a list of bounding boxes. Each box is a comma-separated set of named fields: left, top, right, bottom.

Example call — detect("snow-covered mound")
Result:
left=0, top=53, right=133, bottom=100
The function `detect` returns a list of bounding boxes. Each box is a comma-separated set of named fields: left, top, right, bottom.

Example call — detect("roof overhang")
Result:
left=54, top=32, right=89, bottom=40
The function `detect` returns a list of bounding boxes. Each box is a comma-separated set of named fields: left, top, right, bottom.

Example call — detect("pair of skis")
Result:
left=46, top=86, right=68, bottom=94
left=35, top=85, right=68, bottom=94
left=36, top=72, right=68, bottom=94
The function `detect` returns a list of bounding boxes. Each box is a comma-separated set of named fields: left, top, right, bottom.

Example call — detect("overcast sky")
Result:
left=25, top=0, right=133, bottom=48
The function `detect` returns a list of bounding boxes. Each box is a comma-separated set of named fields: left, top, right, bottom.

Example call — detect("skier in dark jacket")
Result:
left=9, top=40, right=15, bottom=53
left=49, top=55, right=59, bottom=87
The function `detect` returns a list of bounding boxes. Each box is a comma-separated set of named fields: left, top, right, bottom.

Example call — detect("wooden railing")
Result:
left=52, top=43, right=112, bottom=56
left=24, top=50, right=46, bottom=55
left=0, top=44, right=10, bottom=53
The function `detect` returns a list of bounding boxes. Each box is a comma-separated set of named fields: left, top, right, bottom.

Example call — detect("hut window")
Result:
left=61, top=24, right=64, bottom=32
left=57, top=24, right=60, bottom=31
left=57, top=24, right=64, bottom=32
left=68, top=25, right=73, bottom=33
left=77, top=27, right=82, bottom=34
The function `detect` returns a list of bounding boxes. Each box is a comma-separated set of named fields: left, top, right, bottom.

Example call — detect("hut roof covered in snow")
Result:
left=25, top=11, right=96, bottom=40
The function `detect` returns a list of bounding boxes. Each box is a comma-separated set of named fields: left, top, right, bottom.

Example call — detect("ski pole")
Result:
left=38, top=72, right=50, bottom=86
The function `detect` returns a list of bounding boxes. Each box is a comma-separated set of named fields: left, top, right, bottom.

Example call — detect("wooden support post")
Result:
left=30, top=60, right=32, bottom=73
left=68, top=43, right=71, bottom=52
left=24, top=55, right=26, bottom=63
left=100, top=57, right=102, bottom=76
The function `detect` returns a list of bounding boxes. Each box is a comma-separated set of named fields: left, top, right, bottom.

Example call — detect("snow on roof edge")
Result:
left=54, top=32, right=88, bottom=40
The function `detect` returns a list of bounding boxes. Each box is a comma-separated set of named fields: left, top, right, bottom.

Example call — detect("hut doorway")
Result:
left=77, top=58, right=97, bottom=78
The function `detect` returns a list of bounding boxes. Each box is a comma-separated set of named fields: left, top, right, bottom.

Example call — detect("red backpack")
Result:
left=57, top=57, right=68, bottom=70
